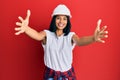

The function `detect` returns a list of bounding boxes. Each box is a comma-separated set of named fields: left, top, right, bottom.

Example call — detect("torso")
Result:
left=42, top=30, right=76, bottom=72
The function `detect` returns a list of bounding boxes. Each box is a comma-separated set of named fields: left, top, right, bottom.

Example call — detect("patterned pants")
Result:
left=48, top=77, right=63, bottom=80
left=44, top=66, right=76, bottom=80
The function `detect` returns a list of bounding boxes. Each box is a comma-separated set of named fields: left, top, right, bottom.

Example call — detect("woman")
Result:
left=15, top=4, right=108, bottom=80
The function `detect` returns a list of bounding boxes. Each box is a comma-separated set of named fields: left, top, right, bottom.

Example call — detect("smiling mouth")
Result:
left=58, top=23, right=65, bottom=27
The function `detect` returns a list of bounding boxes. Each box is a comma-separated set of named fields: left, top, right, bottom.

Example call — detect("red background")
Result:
left=0, top=0, right=120, bottom=80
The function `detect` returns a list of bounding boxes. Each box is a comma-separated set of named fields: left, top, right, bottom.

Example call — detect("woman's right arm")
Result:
left=15, top=10, right=46, bottom=41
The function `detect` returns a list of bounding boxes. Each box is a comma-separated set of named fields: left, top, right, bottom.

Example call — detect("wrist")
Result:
left=92, top=35, right=96, bottom=42
left=24, top=26, right=30, bottom=32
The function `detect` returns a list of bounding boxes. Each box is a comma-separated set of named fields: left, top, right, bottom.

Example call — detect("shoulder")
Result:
left=39, top=30, right=47, bottom=37
left=66, top=32, right=76, bottom=41
left=43, top=30, right=55, bottom=37
left=72, top=34, right=79, bottom=39
left=69, top=32, right=75, bottom=35
left=70, top=32, right=79, bottom=41
left=71, top=33, right=80, bottom=45
left=67, top=32, right=76, bottom=38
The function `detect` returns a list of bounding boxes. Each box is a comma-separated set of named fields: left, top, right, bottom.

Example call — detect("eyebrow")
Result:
left=57, top=15, right=67, bottom=18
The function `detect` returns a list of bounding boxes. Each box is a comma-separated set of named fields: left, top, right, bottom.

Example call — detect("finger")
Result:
left=97, top=38, right=105, bottom=43
left=99, top=35, right=108, bottom=38
left=25, top=10, right=31, bottom=20
left=15, top=30, right=24, bottom=35
left=16, top=22, right=22, bottom=26
left=97, top=19, right=102, bottom=31
left=100, top=31, right=108, bottom=35
left=99, top=26, right=107, bottom=34
left=15, top=27, right=21, bottom=31
left=18, top=16, right=24, bottom=22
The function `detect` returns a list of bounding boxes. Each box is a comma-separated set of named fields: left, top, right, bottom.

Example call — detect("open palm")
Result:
left=94, top=19, right=108, bottom=43
left=15, top=10, right=31, bottom=35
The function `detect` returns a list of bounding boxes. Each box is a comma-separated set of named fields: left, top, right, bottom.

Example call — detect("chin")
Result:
left=57, top=26, right=66, bottom=30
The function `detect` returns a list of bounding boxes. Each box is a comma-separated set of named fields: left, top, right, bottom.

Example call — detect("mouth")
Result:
left=58, top=23, right=65, bottom=27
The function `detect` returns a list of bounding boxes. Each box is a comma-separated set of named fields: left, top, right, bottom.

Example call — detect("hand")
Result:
left=15, top=10, right=31, bottom=35
left=94, top=19, right=108, bottom=43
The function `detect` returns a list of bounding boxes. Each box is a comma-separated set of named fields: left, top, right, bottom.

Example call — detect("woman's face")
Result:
left=55, top=15, right=67, bottom=30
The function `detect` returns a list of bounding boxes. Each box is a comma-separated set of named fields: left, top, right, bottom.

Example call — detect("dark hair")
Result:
left=49, top=15, right=71, bottom=36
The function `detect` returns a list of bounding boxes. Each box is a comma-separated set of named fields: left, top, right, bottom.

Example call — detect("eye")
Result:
left=56, top=17, right=60, bottom=20
left=63, top=17, right=67, bottom=20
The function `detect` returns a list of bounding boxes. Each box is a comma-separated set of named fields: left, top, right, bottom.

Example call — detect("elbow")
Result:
left=76, top=42, right=83, bottom=46
left=77, top=43, right=84, bottom=46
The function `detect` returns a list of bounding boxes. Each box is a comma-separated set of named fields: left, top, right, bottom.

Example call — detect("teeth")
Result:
left=58, top=23, right=64, bottom=27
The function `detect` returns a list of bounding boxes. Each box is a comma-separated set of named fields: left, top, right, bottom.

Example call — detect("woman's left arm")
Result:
left=72, top=19, right=108, bottom=46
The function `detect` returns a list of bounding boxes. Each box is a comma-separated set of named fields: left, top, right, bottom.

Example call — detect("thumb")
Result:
left=26, top=10, right=31, bottom=20
left=96, top=19, right=102, bottom=31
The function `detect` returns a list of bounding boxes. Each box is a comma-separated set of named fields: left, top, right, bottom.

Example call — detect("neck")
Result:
left=56, top=30, right=63, bottom=36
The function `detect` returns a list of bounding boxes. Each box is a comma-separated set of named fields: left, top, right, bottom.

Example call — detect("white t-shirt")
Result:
left=42, top=30, right=76, bottom=72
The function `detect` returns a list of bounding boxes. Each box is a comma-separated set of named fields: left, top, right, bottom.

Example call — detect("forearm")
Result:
left=25, top=26, right=43, bottom=41
left=78, top=35, right=95, bottom=46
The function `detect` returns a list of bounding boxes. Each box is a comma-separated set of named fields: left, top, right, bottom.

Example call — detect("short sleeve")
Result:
left=41, top=30, right=49, bottom=48
left=69, top=32, right=76, bottom=49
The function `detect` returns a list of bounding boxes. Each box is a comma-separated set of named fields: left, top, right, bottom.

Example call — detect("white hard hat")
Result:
left=52, top=4, right=72, bottom=18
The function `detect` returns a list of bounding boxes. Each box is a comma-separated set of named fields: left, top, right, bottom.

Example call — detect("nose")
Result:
left=59, top=19, right=64, bottom=23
